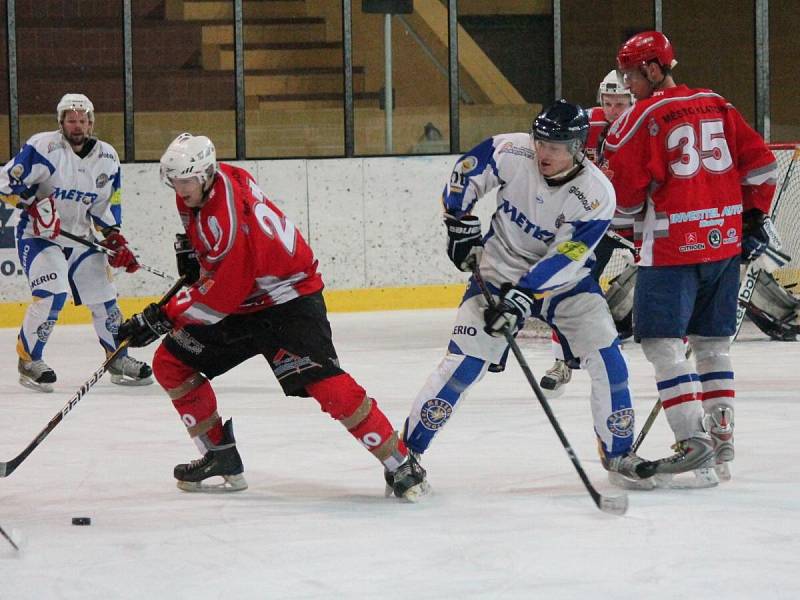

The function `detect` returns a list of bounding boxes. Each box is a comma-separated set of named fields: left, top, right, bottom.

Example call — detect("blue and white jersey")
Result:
left=445, top=132, right=615, bottom=295
left=0, top=130, right=122, bottom=246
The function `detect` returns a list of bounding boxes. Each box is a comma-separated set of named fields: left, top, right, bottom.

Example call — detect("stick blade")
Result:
left=598, top=493, right=629, bottom=516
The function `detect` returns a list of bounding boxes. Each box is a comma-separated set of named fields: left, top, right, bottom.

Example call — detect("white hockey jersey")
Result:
left=0, top=130, right=122, bottom=246
left=444, top=133, right=615, bottom=295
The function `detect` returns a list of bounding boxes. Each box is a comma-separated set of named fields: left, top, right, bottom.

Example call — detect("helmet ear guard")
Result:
left=159, top=133, right=218, bottom=189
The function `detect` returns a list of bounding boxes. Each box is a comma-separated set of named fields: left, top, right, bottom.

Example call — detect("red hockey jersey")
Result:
left=585, top=106, right=609, bottom=164
left=604, top=85, right=776, bottom=266
left=164, top=163, right=323, bottom=327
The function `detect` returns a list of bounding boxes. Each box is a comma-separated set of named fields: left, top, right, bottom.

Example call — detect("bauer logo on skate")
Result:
left=421, top=398, right=453, bottom=430
left=606, top=408, right=634, bottom=437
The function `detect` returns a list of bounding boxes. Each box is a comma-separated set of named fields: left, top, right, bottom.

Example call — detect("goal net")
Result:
left=520, top=142, right=800, bottom=339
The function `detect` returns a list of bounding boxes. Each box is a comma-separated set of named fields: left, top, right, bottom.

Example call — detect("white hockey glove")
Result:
left=445, top=214, right=483, bottom=271
left=28, top=195, right=61, bottom=240
left=484, top=284, right=535, bottom=337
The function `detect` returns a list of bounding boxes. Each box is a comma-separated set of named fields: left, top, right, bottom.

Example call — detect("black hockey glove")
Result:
left=174, top=233, right=200, bottom=285
left=484, top=284, right=535, bottom=337
left=445, top=214, right=483, bottom=271
left=742, top=209, right=783, bottom=262
left=118, top=303, right=172, bottom=347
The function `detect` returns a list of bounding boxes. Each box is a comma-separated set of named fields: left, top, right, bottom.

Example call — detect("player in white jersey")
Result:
left=402, top=101, right=655, bottom=492
left=0, top=93, right=152, bottom=392
left=542, top=70, right=636, bottom=394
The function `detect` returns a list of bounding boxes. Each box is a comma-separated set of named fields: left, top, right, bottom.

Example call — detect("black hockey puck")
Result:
left=71, top=517, right=91, bottom=526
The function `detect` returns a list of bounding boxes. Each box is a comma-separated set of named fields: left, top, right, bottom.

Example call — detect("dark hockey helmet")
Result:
left=531, top=100, right=590, bottom=155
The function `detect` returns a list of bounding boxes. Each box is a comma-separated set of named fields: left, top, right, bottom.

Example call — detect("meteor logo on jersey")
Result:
left=607, top=408, right=634, bottom=437
left=51, top=187, right=99, bottom=204
left=500, top=199, right=554, bottom=242
left=420, top=398, right=453, bottom=430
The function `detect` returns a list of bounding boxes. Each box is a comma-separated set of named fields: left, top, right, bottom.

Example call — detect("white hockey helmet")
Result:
left=57, top=93, right=95, bottom=123
left=596, top=70, right=634, bottom=104
left=159, top=133, right=217, bottom=189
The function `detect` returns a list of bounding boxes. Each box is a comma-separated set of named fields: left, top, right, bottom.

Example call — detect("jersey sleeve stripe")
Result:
left=204, top=171, right=237, bottom=263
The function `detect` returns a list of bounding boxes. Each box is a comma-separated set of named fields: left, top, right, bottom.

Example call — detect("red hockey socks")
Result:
left=307, top=373, right=407, bottom=471
left=153, top=345, right=223, bottom=449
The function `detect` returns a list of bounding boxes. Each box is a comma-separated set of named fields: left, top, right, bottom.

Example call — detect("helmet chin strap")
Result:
left=543, top=161, right=584, bottom=186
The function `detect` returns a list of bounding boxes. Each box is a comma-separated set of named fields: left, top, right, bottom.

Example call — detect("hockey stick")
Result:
left=58, top=229, right=175, bottom=282
left=471, top=264, right=628, bottom=516
left=0, top=277, right=185, bottom=478
left=735, top=146, right=799, bottom=339
left=0, top=524, right=19, bottom=551
left=631, top=399, right=661, bottom=453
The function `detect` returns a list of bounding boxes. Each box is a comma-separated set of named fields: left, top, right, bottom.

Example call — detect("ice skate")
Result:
left=18, top=358, right=56, bottom=393
left=108, top=354, right=154, bottom=386
left=635, top=435, right=716, bottom=485
left=385, top=452, right=430, bottom=502
left=602, top=451, right=656, bottom=491
left=539, top=359, right=571, bottom=396
left=705, top=404, right=734, bottom=482
left=174, top=419, right=248, bottom=493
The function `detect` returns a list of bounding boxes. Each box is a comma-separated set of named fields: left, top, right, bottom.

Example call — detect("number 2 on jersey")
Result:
left=249, top=180, right=297, bottom=254
left=666, top=119, right=733, bottom=177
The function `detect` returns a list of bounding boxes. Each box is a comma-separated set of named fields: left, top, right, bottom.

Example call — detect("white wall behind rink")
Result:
left=0, top=155, right=500, bottom=302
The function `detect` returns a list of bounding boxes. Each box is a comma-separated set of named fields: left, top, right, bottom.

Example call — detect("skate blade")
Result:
left=653, top=467, right=719, bottom=489
left=540, top=384, right=565, bottom=399
left=18, top=376, right=54, bottom=393
left=607, top=471, right=656, bottom=491
left=176, top=474, right=248, bottom=493
left=714, top=462, right=732, bottom=482
left=399, top=481, right=432, bottom=503
left=110, top=373, right=154, bottom=387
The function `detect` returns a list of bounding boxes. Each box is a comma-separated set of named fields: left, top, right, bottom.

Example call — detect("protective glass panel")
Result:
left=664, top=0, right=755, bottom=122
left=133, top=0, right=235, bottom=160
left=561, top=1, right=652, bottom=110
left=770, top=4, right=800, bottom=142
left=16, top=1, right=124, bottom=158
left=245, top=0, right=344, bottom=157
left=353, top=1, right=450, bottom=155
left=457, top=0, right=546, bottom=152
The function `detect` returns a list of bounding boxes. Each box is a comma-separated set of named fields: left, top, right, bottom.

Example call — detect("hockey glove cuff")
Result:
left=101, top=230, right=140, bottom=273
left=445, top=214, right=483, bottom=271
left=484, top=284, right=535, bottom=337
left=118, top=304, right=172, bottom=347
left=174, top=233, right=200, bottom=285
left=28, top=196, right=62, bottom=240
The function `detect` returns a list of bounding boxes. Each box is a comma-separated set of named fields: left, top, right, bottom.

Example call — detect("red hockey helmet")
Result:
left=617, top=31, right=677, bottom=71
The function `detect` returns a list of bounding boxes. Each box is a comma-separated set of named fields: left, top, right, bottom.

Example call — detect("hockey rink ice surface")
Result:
left=1, top=309, right=798, bottom=599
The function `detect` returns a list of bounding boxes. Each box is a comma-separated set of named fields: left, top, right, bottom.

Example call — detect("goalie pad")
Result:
left=744, top=269, right=800, bottom=341
left=605, top=263, right=637, bottom=323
